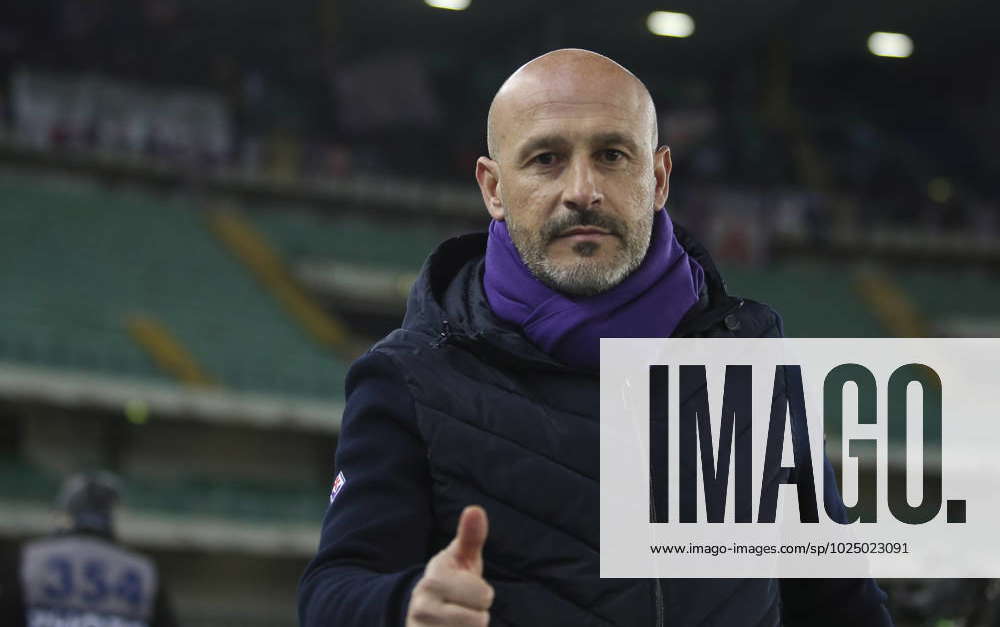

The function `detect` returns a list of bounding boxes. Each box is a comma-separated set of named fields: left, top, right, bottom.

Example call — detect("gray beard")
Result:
left=508, top=210, right=654, bottom=297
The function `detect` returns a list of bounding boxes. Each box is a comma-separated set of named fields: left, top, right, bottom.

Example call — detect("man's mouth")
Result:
left=555, top=226, right=614, bottom=238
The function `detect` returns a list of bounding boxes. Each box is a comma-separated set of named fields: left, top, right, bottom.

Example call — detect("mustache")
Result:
left=542, top=209, right=625, bottom=242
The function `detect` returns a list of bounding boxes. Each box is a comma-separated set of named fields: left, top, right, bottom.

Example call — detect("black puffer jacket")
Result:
left=298, top=226, right=893, bottom=627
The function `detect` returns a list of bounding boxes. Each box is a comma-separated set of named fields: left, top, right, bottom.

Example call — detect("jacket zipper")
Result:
left=649, top=473, right=665, bottom=627
left=654, top=580, right=665, bottom=627
left=647, top=298, right=745, bottom=626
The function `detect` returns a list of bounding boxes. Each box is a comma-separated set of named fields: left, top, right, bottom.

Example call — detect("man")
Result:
left=298, top=49, right=894, bottom=626
left=0, top=472, right=176, bottom=627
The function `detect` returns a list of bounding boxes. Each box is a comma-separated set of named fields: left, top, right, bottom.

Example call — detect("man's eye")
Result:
left=601, top=149, right=625, bottom=162
left=532, top=153, right=557, bottom=166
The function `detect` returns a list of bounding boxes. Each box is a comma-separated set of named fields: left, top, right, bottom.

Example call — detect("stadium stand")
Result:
left=895, top=270, right=1000, bottom=336
left=247, top=206, right=447, bottom=271
left=0, top=459, right=324, bottom=525
left=721, top=263, right=886, bottom=338
left=0, top=171, right=349, bottom=400
left=0, top=170, right=347, bottom=626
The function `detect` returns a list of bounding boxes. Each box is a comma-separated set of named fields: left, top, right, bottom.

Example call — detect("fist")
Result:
left=406, top=506, right=494, bottom=626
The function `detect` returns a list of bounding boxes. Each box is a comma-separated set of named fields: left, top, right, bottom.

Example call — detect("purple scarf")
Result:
left=483, top=209, right=704, bottom=369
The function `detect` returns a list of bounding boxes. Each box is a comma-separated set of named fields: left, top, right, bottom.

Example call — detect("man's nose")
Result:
left=561, top=158, right=602, bottom=212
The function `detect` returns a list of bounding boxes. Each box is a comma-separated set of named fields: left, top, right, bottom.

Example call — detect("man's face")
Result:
left=477, top=58, right=670, bottom=297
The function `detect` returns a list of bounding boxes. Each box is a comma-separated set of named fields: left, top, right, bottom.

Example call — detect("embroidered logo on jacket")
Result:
left=330, top=471, right=346, bottom=504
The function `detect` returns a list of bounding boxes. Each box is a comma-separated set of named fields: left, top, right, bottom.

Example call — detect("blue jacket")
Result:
left=299, top=226, right=894, bottom=626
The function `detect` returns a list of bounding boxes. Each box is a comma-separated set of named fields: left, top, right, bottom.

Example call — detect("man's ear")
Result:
left=653, top=146, right=672, bottom=210
left=476, top=157, right=505, bottom=221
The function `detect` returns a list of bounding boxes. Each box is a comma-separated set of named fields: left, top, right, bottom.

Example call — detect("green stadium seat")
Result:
left=0, top=174, right=348, bottom=400
left=247, top=207, right=446, bottom=271
left=721, top=262, right=886, bottom=338
left=0, top=460, right=326, bottom=523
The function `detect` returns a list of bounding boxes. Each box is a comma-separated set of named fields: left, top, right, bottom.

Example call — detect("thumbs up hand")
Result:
left=406, top=506, right=494, bottom=627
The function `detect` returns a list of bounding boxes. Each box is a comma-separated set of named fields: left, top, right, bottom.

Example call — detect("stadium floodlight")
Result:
left=868, top=32, right=913, bottom=58
left=124, top=399, right=150, bottom=425
left=647, top=11, right=695, bottom=38
left=425, top=0, right=470, bottom=10
left=928, top=177, right=953, bottom=203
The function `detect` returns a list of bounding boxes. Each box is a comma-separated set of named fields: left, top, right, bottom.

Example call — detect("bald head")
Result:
left=486, top=49, right=658, bottom=162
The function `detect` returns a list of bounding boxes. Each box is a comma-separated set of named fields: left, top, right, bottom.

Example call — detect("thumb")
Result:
left=452, top=505, right=489, bottom=572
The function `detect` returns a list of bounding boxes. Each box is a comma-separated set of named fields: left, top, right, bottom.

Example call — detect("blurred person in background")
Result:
left=298, top=49, right=894, bottom=626
left=0, top=471, right=176, bottom=627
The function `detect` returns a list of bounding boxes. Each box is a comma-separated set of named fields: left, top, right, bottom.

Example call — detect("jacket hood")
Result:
left=401, top=222, right=740, bottom=369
